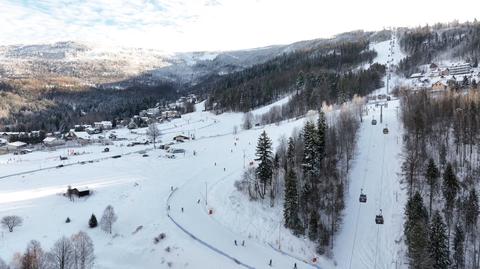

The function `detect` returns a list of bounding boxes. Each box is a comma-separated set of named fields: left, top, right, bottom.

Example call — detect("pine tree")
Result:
left=465, top=188, right=479, bottom=233
left=283, top=168, right=301, bottom=235
left=302, top=121, right=317, bottom=181
left=316, top=111, right=326, bottom=166
left=308, top=210, right=319, bottom=241
left=255, top=131, right=273, bottom=199
left=452, top=224, right=465, bottom=269
left=428, top=211, right=450, bottom=269
left=88, top=214, right=98, bottom=228
left=404, top=192, right=431, bottom=269
left=425, top=158, right=440, bottom=216
left=442, top=163, right=459, bottom=222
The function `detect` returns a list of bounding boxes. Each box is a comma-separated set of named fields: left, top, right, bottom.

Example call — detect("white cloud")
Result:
left=0, top=0, right=478, bottom=52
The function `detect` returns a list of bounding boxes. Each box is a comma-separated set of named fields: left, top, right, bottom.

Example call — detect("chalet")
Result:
left=7, top=141, right=27, bottom=150
left=43, top=136, right=65, bottom=147
left=86, top=127, right=101, bottom=135
left=64, top=131, right=78, bottom=140
left=173, top=135, right=190, bottom=142
left=94, top=121, right=113, bottom=130
left=70, top=187, right=90, bottom=197
left=410, top=73, right=423, bottom=79
left=432, top=81, right=448, bottom=91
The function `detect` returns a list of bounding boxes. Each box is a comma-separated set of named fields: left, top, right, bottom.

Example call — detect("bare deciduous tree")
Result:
left=146, top=123, right=161, bottom=149
left=47, top=236, right=74, bottom=269
left=1, top=215, right=23, bottom=232
left=100, top=205, right=117, bottom=234
left=22, top=240, right=46, bottom=269
left=71, top=231, right=95, bottom=269
left=242, top=112, right=254, bottom=130
left=0, top=257, right=8, bottom=269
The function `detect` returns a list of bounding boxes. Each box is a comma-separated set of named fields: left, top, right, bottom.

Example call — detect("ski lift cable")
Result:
left=348, top=116, right=375, bottom=269
left=374, top=127, right=388, bottom=269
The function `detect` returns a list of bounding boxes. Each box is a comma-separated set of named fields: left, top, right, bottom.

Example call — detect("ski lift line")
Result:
left=374, top=126, right=389, bottom=269
left=348, top=116, right=376, bottom=269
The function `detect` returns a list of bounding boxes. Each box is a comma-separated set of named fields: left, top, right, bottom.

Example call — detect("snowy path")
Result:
left=166, top=120, right=320, bottom=269
left=334, top=32, right=407, bottom=269
left=334, top=100, right=405, bottom=269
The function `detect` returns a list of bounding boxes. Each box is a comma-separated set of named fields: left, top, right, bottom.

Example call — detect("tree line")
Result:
left=202, top=40, right=378, bottom=112
left=0, top=82, right=179, bottom=133
left=237, top=104, right=361, bottom=254
left=400, top=89, right=480, bottom=268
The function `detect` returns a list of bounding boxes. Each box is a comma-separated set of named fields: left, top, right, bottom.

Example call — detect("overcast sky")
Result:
left=0, top=0, right=478, bottom=52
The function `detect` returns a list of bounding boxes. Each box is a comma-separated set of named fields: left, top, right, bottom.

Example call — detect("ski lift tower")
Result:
left=378, top=102, right=388, bottom=123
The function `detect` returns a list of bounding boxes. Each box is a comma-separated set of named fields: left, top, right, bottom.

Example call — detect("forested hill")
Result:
left=398, top=21, right=480, bottom=76
left=199, top=39, right=382, bottom=112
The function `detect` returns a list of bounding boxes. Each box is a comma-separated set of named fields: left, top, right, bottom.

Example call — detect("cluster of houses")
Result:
left=409, top=62, right=480, bottom=91
left=127, top=94, right=197, bottom=129
left=0, top=93, right=200, bottom=154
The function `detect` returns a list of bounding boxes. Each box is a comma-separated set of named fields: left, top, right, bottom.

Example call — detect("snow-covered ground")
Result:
left=333, top=32, right=408, bottom=269
left=0, top=99, right=329, bottom=268
left=0, top=33, right=410, bottom=269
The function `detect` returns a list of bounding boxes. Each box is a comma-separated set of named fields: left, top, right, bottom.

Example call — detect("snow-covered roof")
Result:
left=43, top=137, right=58, bottom=142
left=8, top=141, right=27, bottom=147
left=410, top=73, right=423, bottom=78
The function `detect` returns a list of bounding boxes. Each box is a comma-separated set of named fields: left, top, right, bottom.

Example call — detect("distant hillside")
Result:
left=199, top=35, right=383, bottom=112
left=397, top=20, right=480, bottom=76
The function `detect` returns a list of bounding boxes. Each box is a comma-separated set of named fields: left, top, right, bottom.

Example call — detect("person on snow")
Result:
left=181, top=207, right=184, bottom=213
left=234, top=240, right=237, bottom=246
left=269, top=259, right=272, bottom=266
left=241, top=240, right=245, bottom=246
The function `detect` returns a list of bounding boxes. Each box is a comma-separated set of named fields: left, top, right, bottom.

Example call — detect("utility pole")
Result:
left=380, top=105, right=383, bottom=123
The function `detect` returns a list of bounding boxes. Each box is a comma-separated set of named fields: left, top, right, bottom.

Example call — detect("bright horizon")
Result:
left=0, top=0, right=479, bottom=52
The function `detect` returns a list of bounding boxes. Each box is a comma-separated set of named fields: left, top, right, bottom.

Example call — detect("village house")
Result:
left=67, top=186, right=91, bottom=198
left=7, top=141, right=27, bottom=151
left=94, top=121, right=113, bottom=130
left=173, top=135, right=190, bottom=143
left=448, top=63, right=472, bottom=76
left=431, top=81, right=448, bottom=91
left=43, top=136, right=66, bottom=147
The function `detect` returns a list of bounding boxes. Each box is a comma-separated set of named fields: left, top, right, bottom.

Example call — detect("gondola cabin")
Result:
left=371, top=119, right=377, bottom=125
left=359, top=194, right=367, bottom=203
left=375, top=215, right=384, bottom=224
left=383, top=128, right=389, bottom=134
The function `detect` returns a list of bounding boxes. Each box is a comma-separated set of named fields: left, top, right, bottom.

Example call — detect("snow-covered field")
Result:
left=0, top=99, right=331, bottom=268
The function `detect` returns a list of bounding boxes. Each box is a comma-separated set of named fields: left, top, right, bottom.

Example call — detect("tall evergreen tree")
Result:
left=442, top=163, right=459, bottom=212
left=302, top=121, right=317, bottom=181
left=465, top=188, right=479, bottom=233
left=316, top=111, right=327, bottom=166
left=308, top=210, right=319, bottom=241
left=442, top=163, right=459, bottom=236
left=452, top=224, right=465, bottom=269
left=255, top=131, right=273, bottom=199
left=425, top=158, right=440, bottom=216
left=404, top=192, right=431, bottom=269
left=428, top=211, right=450, bottom=269
left=283, top=167, right=302, bottom=234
